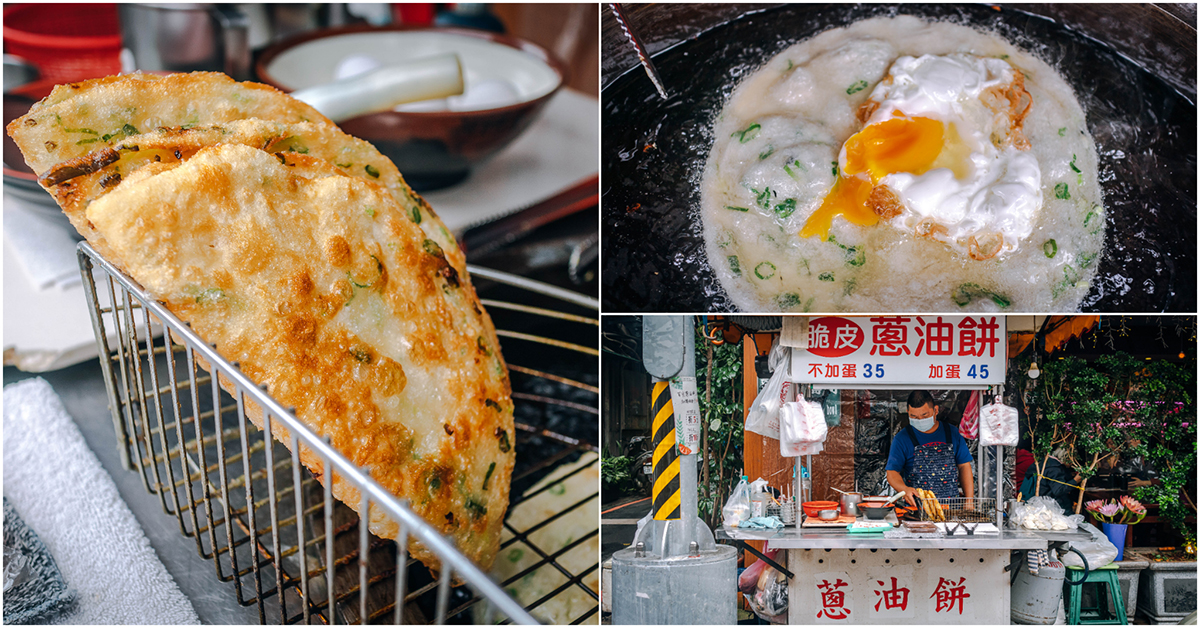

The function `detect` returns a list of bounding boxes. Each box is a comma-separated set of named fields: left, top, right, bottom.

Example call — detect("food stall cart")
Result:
left=718, top=315, right=1090, bottom=624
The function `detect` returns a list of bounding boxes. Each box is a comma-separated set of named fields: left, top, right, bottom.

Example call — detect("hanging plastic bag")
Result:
left=1060, top=522, right=1119, bottom=570
left=780, top=396, right=827, bottom=458
left=722, top=477, right=752, bottom=528
left=746, top=340, right=791, bottom=439
left=979, top=399, right=1018, bottom=447
left=959, top=390, right=980, bottom=440
left=767, top=336, right=789, bottom=371
left=739, top=549, right=788, bottom=623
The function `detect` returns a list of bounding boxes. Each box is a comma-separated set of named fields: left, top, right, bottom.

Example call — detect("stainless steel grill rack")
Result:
left=912, top=496, right=997, bottom=524
left=77, top=241, right=599, bottom=625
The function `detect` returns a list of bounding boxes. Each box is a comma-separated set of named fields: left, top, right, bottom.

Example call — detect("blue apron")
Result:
left=904, top=421, right=960, bottom=500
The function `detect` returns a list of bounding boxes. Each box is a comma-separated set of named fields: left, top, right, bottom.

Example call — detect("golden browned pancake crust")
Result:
left=7, top=73, right=513, bottom=573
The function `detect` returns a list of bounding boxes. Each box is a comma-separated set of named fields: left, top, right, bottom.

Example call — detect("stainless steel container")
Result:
left=840, top=492, right=862, bottom=517
left=118, top=4, right=250, bottom=80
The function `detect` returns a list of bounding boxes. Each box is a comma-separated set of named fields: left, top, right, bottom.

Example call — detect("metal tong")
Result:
left=608, top=3, right=669, bottom=99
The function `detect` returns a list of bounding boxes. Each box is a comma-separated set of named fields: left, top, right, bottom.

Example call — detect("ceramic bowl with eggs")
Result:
left=257, top=26, right=565, bottom=191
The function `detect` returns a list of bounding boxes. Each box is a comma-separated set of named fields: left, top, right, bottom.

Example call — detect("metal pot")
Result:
left=839, top=492, right=862, bottom=517
left=118, top=4, right=251, bottom=80
left=600, top=3, right=1196, bottom=312
left=818, top=509, right=839, bottom=521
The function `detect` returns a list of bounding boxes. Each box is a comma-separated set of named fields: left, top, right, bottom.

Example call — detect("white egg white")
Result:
left=861, top=53, right=1044, bottom=258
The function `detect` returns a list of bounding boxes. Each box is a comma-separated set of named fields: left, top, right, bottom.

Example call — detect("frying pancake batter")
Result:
left=701, top=16, right=1105, bottom=311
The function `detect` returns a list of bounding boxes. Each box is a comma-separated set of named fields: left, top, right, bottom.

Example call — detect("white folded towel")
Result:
left=3, top=378, right=199, bottom=624
left=3, top=194, right=82, bottom=291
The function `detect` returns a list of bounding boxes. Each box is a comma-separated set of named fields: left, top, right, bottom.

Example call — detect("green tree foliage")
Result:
left=694, top=322, right=744, bottom=529
left=1036, top=351, right=1196, bottom=541
left=1128, top=359, right=1196, bottom=544
left=601, top=455, right=637, bottom=495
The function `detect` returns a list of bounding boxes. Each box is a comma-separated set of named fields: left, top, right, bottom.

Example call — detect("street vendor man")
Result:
left=886, top=390, right=974, bottom=508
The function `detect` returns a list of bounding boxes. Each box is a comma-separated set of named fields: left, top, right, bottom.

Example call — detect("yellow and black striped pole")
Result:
left=651, top=380, right=681, bottom=520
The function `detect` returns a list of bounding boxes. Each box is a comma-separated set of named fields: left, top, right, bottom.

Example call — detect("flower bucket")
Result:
left=1101, top=523, right=1128, bottom=561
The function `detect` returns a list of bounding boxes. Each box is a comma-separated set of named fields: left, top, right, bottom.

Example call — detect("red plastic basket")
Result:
left=3, top=3, right=122, bottom=83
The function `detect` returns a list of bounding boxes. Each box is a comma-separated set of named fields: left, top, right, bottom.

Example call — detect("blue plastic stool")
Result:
left=1064, top=564, right=1127, bottom=625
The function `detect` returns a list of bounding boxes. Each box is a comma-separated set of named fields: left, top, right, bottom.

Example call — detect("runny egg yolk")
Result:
left=799, top=115, right=946, bottom=240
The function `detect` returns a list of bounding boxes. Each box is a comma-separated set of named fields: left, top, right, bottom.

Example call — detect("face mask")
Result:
left=910, top=416, right=936, bottom=432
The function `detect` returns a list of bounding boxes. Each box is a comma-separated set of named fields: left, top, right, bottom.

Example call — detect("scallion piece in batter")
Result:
left=952, top=283, right=1011, bottom=308
left=754, top=261, right=776, bottom=280
left=759, top=145, right=776, bottom=160
left=1043, top=239, right=1058, bottom=258
left=751, top=186, right=773, bottom=210
left=775, top=292, right=801, bottom=308
left=846, top=80, right=868, bottom=94
left=774, top=198, right=797, bottom=218
left=818, top=271, right=835, bottom=282
left=733, top=123, right=761, bottom=143
left=783, top=159, right=806, bottom=181
left=724, top=205, right=750, bottom=212
left=728, top=255, right=742, bottom=276
left=1054, top=182, right=1070, bottom=200
left=482, top=462, right=496, bottom=490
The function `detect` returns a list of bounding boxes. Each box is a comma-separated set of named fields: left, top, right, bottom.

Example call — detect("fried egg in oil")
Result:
left=701, top=16, right=1105, bottom=312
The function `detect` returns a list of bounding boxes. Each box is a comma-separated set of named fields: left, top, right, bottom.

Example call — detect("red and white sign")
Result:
left=790, top=316, right=1006, bottom=388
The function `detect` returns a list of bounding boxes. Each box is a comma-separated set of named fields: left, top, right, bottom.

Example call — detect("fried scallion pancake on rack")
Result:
left=480, top=453, right=600, bottom=624
left=91, top=143, right=514, bottom=571
left=6, top=72, right=330, bottom=177
left=6, top=73, right=514, bottom=573
left=25, top=119, right=447, bottom=269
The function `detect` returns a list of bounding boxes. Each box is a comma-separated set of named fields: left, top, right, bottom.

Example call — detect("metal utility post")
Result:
left=639, top=316, right=708, bottom=558
left=611, top=316, right=735, bottom=625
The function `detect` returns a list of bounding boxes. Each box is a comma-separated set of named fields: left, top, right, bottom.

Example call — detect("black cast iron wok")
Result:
left=601, top=3, right=1196, bottom=313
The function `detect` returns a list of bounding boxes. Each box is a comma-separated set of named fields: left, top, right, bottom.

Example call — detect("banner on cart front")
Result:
left=789, top=316, right=1006, bottom=388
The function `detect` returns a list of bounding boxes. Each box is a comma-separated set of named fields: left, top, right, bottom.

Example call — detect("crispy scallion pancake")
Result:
left=8, top=72, right=330, bottom=177
left=88, top=143, right=514, bottom=571
left=28, top=119, right=450, bottom=270
left=481, top=453, right=600, bottom=624
left=6, top=73, right=514, bottom=573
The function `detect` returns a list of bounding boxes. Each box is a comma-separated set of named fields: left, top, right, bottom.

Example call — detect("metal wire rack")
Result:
left=912, top=496, right=997, bottom=524
left=77, top=241, right=599, bottom=625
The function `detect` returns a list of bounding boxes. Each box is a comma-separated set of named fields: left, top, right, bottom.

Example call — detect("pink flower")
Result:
left=1085, top=499, right=1106, bottom=514
left=1098, top=503, right=1121, bottom=518
left=1120, top=495, right=1146, bottom=514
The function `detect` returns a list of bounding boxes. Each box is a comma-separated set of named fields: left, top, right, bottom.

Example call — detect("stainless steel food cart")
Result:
left=723, top=316, right=1090, bottom=624
left=719, top=525, right=1089, bottom=624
